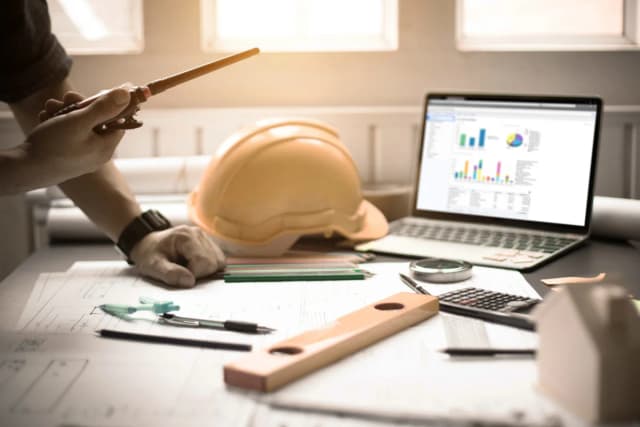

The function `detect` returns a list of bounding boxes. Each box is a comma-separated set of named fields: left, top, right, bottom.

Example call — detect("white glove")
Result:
left=129, top=225, right=226, bottom=288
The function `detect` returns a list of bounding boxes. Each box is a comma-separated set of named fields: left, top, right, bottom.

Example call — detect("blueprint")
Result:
left=0, top=261, right=558, bottom=427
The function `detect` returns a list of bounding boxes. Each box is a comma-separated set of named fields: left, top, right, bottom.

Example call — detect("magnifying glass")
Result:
left=409, top=258, right=473, bottom=283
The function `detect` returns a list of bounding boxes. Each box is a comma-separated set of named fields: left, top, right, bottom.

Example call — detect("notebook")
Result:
left=356, top=93, right=602, bottom=270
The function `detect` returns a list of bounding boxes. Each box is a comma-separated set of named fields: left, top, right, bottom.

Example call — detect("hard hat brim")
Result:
left=189, top=192, right=388, bottom=251
left=340, top=199, right=389, bottom=242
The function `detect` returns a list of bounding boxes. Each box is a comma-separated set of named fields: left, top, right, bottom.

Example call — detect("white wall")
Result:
left=1, top=0, right=640, bottom=279
left=2, top=0, right=639, bottom=112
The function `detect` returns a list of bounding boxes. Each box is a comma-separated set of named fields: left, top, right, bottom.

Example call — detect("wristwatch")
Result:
left=116, top=209, right=172, bottom=263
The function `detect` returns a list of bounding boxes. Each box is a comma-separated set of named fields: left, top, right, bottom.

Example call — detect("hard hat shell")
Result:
left=188, top=118, right=388, bottom=255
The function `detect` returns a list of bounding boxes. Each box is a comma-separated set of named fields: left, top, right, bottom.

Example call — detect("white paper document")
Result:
left=0, top=332, right=255, bottom=427
left=5, top=260, right=559, bottom=427
left=17, top=261, right=408, bottom=347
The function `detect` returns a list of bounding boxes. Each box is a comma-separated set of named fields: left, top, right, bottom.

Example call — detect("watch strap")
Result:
left=116, top=210, right=172, bottom=262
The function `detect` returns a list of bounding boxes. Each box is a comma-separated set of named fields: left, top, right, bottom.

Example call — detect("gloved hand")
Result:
left=129, top=225, right=226, bottom=288
left=25, top=88, right=130, bottom=184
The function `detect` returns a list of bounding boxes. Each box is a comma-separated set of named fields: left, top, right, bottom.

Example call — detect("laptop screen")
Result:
left=415, top=94, right=601, bottom=231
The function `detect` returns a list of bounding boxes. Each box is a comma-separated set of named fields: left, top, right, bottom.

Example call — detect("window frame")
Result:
left=455, top=0, right=640, bottom=51
left=200, top=0, right=398, bottom=53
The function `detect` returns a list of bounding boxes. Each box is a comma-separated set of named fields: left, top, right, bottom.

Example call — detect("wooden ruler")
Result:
left=224, top=292, right=439, bottom=392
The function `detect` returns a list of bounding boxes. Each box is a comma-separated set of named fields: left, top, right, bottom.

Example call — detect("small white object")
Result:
left=532, top=283, right=640, bottom=423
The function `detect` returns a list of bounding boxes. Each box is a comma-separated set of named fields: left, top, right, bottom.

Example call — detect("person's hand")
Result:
left=129, top=225, right=226, bottom=288
left=23, top=88, right=131, bottom=184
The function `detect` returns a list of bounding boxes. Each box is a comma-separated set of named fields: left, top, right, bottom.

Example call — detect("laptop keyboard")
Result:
left=390, top=223, right=578, bottom=254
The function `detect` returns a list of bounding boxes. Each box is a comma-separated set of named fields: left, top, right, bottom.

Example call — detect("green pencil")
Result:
left=223, top=269, right=366, bottom=282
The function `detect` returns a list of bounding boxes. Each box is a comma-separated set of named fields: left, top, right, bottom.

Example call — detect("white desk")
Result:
left=1, top=242, right=638, bottom=427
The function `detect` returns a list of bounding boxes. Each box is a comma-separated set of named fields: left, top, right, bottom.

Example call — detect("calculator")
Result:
left=439, top=287, right=539, bottom=312
left=399, top=273, right=541, bottom=330
left=437, top=287, right=540, bottom=330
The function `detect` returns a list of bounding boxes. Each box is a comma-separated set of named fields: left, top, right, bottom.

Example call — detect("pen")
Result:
left=399, top=273, right=431, bottom=295
left=97, top=329, right=252, bottom=352
left=398, top=273, right=536, bottom=331
left=159, top=313, right=275, bottom=334
left=441, top=348, right=536, bottom=356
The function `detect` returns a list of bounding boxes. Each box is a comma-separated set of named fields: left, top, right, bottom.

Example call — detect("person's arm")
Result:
left=1, top=0, right=225, bottom=287
left=9, top=79, right=226, bottom=287
left=7, top=79, right=139, bottom=240
left=1, top=81, right=130, bottom=195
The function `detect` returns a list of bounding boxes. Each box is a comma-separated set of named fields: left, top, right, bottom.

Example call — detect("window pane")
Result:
left=461, top=0, right=623, bottom=37
left=50, top=0, right=143, bottom=54
left=216, top=0, right=297, bottom=39
left=306, top=0, right=383, bottom=37
left=203, top=0, right=397, bottom=52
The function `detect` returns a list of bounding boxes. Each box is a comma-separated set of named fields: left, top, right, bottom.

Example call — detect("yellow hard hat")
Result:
left=188, top=118, right=388, bottom=255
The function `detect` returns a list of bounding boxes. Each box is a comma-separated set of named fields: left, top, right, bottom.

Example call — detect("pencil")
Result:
left=97, top=329, right=252, bottom=352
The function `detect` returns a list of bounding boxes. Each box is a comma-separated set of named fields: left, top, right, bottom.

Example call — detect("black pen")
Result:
left=399, top=273, right=431, bottom=295
left=398, top=273, right=536, bottom=331
left=97, top=329, right=252, bottom=351
left=441, top=348, right=536, bottom=356
left=159, top=313, right=275, bottom=334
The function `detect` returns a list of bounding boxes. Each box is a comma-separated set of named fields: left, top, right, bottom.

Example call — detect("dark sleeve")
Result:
left=0, top=0, right=72, bottom=103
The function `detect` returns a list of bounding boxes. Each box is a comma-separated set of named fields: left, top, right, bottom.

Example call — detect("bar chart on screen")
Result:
left=452, top=158, right=513, bottom=185
left=455, top=125, right=541, bottom=153
left=457, top=127, right=487, bottom=149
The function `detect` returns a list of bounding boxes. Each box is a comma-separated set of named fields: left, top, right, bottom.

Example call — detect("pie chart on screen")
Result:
left=506, top=133, right=523, bottom=147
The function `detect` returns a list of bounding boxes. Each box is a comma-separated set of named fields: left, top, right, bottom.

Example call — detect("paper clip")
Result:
left=100, top=297, right=180, bottom=317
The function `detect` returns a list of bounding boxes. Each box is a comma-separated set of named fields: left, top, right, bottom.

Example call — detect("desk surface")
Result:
left=2, top=238, right=639, bottom=327
left=0, top=239, right=638, bottom=427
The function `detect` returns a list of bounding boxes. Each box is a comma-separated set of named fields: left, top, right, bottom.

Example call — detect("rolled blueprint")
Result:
left=38, top=156, right=209, bottom=241
left=591, top=196, right=640, bottom=241
left=38, top=156, right=211, bottom=200
left=110, top=156, right=210, bottom=194
left=47, top=200, right=191, bottom=241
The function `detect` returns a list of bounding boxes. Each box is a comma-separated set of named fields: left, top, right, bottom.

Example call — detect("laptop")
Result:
left=356, top=93, right=602, bottom=270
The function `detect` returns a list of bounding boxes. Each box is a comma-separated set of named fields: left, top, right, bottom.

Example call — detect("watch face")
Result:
left=143, top=210, right=172, bottom=230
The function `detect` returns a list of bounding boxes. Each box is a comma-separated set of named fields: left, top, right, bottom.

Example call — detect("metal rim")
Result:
left=409, top=258, right=473, bottom=283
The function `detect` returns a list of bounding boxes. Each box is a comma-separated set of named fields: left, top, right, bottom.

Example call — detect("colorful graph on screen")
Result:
left=453, top=159, right=512, bottom=184
left=458, top=128, right=486, bottom=148
left=506, top=133, right=523, bottom=147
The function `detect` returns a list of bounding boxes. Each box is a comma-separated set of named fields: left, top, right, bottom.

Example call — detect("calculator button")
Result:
left=503, top=300, right=539, bottom=312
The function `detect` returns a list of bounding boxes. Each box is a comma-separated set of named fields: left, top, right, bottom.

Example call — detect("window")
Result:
left=201, top=0, right=398, bottom=52
left=456, top=0, right=640, bottom=51
left=50, top=0, right=143, bottom=54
